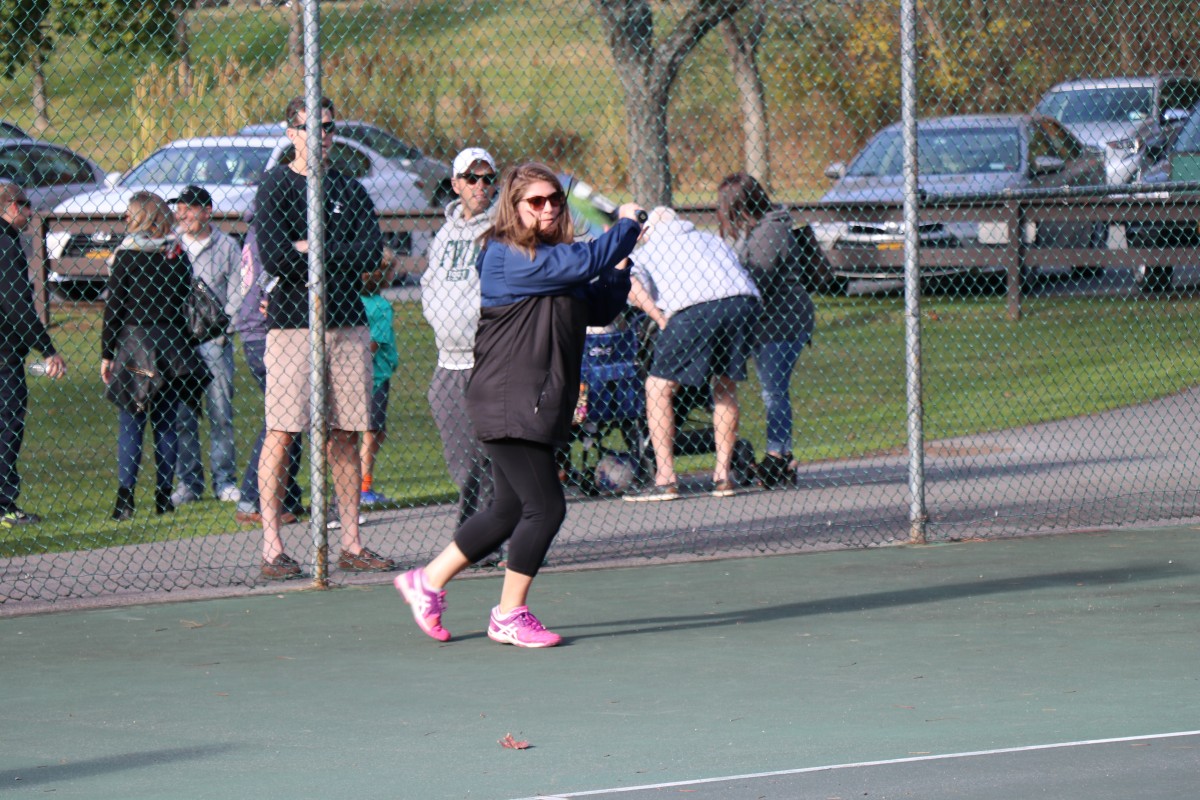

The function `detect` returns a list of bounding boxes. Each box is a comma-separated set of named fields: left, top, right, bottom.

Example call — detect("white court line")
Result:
left=513, top=729, right=1200, bottom=800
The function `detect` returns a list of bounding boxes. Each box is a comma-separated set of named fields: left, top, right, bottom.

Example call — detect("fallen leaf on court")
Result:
left=499, top=733, right=530, bottom=750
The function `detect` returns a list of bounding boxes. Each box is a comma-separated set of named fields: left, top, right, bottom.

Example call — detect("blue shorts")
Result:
left=650, top=296, right=759, bottom=387
left=368, top=380, right=390, bottom=433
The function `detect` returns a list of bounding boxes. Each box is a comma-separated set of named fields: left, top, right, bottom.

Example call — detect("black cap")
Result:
left=169, top=185, right=213, bottom=208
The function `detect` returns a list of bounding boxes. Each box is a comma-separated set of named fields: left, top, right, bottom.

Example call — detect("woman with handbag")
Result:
left=716, top=173, right=816, bottom=489
left=100, top=191, right=209, bottom=520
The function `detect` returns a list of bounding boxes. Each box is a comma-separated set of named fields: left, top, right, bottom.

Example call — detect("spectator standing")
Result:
left=233, top=200, right=304, bottom=526
left=170, top=185, right=244, bottom=506
left=717, top=173, right=815, bottom=488
left=0, top=182, right=66, bottom=526
left=396, top=163, right=643, bottom=648
left=623, top=206, right=761, bottom=502
left=101, top=192, right=208, bottom=520
left=420, top=147, right=497, bottom=525
left=252, top=96, right=396, bottom=580
left=358, top=248, right=399, bottom=505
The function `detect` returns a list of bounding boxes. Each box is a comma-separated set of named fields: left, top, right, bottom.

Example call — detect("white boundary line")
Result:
left=513, top=730, right=1200, bottom=799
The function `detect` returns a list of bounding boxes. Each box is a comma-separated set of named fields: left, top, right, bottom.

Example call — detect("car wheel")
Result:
left=1136, top=264, right=1173, bottom=293
left=52, top=280, right=106, bottom=302
left=813, top=274, right=849, bottom=296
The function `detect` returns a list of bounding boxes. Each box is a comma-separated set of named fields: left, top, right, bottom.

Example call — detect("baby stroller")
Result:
left=562, top=317, right=649, bottom=496
left=562, top=310, right=756, bottom=496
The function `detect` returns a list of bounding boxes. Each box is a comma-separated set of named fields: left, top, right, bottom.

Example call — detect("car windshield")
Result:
left=340, top=125, right=420, bottom=161
left=1036, top=87, right=1154, bottom=124
left=122, top=145, right=273, bottom=187
left=847, top=127, right=1021, bottom=177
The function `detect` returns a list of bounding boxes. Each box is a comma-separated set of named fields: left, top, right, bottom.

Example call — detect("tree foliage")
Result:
left=60, top=0, right=181, bottom=62
left=0, top=0, right=52, bottom=79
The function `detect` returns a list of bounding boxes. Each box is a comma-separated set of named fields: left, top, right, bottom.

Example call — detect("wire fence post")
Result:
left=303, top=0, right=330, bottom=587
left=900, top=0, right=927, bottom=545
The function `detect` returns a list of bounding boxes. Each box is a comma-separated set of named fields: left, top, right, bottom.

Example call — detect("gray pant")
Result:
left=428, top=367, right=493, bottom=524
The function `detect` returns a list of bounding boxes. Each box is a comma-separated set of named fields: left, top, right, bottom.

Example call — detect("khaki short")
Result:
left=265, top=327, right=372, bottom=433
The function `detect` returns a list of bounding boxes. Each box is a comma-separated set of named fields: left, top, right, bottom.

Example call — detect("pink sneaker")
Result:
left=487, top=605, right=562, bottom=648
left=394, top=569, right=451, bottom=642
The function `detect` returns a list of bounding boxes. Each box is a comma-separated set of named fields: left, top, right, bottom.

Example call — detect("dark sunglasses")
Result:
left=289, top=120, right=337, bottom=134
left=521, top=192, right=566, bottom=212
left=458, top=172, right=497, bottom=186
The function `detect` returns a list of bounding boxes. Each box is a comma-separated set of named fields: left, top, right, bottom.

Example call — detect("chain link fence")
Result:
left=3, top=0, right=1200, bottom=609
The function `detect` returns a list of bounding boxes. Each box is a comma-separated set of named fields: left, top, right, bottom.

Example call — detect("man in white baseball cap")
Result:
left=421, top=147, right=498, bottom=535
left=450, top=147, right=496, bottom=182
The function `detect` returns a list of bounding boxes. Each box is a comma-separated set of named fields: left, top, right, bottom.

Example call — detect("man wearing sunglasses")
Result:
left=421, top=148, right=498, bottom=528
left=0, top=182, right=66, bottom=527
left=252, top=96, right=398, bottom=579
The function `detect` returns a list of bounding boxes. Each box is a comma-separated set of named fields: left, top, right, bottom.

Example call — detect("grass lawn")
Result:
left=4, top=291, right=1199, bottom=557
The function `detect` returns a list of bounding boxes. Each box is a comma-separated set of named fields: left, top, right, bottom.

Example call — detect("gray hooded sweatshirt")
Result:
left=421, top=199, right=495, bottom=370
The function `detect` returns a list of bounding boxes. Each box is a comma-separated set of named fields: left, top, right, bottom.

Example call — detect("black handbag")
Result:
left=187, top=277, right=229, bottom=344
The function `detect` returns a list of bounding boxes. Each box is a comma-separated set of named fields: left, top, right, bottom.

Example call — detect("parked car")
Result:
left=1126, top=107, right=1200, bottom=292
left=239, top=120, right=452, bottom=208
left=0, top=139, right=105, bottom=210
left=47, top=134, right=426, bottom=298
left=1035, top=75, right=1200, bottom=184
left=815, top=114, right=1107, bottom=291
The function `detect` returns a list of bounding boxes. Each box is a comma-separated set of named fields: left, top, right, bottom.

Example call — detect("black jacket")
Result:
left=102, top=244, right=208, bottom=413
left=0, top=220, right=55, bottom=366
left=253, top=165, right=380, bottom=330
left=466, top=231, right=637, bottom=448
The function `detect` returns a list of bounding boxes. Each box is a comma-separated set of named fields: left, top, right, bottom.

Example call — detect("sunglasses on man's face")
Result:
left=289, top=120, right=336, bottom=135
left=458, top=172, right=497, bottom=186
left=521, top=192, right=566, bottom=212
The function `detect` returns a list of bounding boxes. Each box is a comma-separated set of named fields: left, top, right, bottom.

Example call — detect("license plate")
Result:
left=85, top=250, right=112, bottom=259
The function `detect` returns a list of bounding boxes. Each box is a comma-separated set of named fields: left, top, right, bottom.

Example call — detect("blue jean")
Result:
left=176, top=339, right=237, bottom=494
left=755, top=337, right=809, bottom=455
left=238, top=337, right=303, bottom=514
left=118, top=383, right=181, bottom=494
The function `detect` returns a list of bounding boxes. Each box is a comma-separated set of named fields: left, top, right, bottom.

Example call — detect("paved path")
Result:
left=4, top=380, right=1200, bottom=613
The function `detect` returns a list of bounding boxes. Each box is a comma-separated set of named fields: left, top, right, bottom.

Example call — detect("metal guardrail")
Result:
left=30, top=185, right=1200, bottom=323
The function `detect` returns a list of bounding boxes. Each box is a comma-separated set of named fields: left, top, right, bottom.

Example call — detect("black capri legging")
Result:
left=453, top=438, right=565, bottom=577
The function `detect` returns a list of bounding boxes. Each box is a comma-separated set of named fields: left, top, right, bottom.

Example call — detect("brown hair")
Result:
left=716, top=172, right=774, bottom=242
left=125, top=191, right=174, bottom=238
left=285, top=96, right=336, bottom=128
left=481, top=162, right=574, bottom=258
left=0, top=181, right=28, bottom=212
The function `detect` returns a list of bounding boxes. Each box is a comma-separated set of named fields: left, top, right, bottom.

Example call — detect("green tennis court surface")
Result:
left=3, top=526, right=1198, bottom=799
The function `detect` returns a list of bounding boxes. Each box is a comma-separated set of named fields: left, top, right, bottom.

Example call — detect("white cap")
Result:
left=452, top=147, right=496, bottom=177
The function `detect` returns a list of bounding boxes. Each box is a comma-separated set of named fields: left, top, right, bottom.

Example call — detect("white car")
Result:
left=46, top=134, right=429, bottom=297
left=239, top=120, right=453, bottom=207
left=48, top=135, right=426, bottom=297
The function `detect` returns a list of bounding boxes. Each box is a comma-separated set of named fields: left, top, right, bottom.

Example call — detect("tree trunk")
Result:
left=593, top=0, right=748, bottom=207
left=720, top=3, right=769, bottom=186
left=289, top=0, right=304, bottom=74
left=175, top=2, right=192, bottom=93
left=31, top=46, right=50, bottom=134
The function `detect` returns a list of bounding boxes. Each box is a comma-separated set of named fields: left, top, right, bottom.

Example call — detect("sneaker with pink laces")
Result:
left=394, top=569, right=451, bottom=642
left=487, top=605, right=562, bottom=648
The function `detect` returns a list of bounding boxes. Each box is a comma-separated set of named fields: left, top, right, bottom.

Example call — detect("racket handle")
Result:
left=635, top=210, right=648, bottom=223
